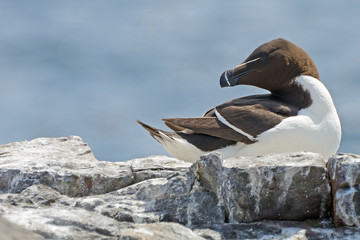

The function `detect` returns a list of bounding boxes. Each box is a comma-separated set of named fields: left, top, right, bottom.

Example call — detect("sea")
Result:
left=0, top=1, right=359, bottom=161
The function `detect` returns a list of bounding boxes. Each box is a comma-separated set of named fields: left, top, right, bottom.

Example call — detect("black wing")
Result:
left=163, top=94, right=299, bottom=144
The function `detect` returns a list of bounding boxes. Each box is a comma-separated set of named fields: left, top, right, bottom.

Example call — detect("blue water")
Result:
left=0, top=1, right=359, bottom=161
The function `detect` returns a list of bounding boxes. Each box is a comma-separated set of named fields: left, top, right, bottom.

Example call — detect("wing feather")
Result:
left=163, top=94, right=300, bottom=145
left=163, top=117, right=254, bottom=143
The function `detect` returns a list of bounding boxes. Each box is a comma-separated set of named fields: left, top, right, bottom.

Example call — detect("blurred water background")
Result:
left=0, top=1, right=359, bottom=162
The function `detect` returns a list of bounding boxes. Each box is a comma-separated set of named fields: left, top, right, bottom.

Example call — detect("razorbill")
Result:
left=137, top=38, right=341, bottom=162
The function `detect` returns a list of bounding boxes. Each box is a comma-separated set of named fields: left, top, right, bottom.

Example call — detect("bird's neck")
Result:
left=271, top=81, right=312, bottom=110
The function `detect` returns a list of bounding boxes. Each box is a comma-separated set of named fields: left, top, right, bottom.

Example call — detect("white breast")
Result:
left=219, top=75, right=341, bottom=159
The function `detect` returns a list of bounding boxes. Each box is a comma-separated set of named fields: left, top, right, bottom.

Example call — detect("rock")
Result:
left=0, top=216, right=44, bottom=240
left=0, top=136, right=190, bottom=197
left=194, top=152, right=331, bottom=222
left=0, top=203, right=209, bottom=240
left=130, top=155, right=191, bottom=182
left=75, top=171, right=225, bottom=225
left=119, top=222, right=210, bottom=240
left=1, top=136, right=360, bottom=239
left=196, top=220, right=360, bottom=239
left=0, top=184, right=210, bottom=240
left=0, top=136, right=134, bottom=197
left=328, top=153, right=360, bottom=227
left=0, top=184, right=74, bottom=209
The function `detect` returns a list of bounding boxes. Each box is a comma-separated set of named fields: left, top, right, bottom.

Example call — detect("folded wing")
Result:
left=163, top=94, right=299, bottom=145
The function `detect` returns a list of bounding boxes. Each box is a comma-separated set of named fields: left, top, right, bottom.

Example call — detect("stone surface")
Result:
left=74, top=168, right=225, bottom=226
left=0, top=136, right=132, bottom=197
left=194, top=152, right=331, bottom=222
left=328, top=153, right=360, bottom=227
left=0, top=216, right=44, bottom=240
left=196, top=220, right=360, bottom=239
left=0, top=185, right=211, bottom=240
left=0, top=136, right=360, bottom=239
left=0, top=136, right=190, bottom=197
left=0, top=202, right=209, bottom=240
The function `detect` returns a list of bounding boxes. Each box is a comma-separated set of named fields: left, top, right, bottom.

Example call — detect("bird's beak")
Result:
left=220, top=57, right=260, bottom=87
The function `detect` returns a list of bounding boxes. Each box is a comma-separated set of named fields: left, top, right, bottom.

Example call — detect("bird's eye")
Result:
left=260, top=54, right=267, bottom=61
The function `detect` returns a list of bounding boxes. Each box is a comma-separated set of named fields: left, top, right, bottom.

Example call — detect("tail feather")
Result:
left=137, top=119, right=205, bottom=162
left=137, top=119, right=237, bottom=152
left=136, top=120, right=173, bottom=142
left=137, top=119, right=240, bottom=161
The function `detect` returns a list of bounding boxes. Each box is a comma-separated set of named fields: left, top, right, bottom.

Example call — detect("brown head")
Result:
left=220, top=38, right=319, bottom=93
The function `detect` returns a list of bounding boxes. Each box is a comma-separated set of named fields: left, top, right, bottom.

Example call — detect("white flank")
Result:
left=154, top=133, right=205, bottom=163
left=214, top=109, right=256, bottom=141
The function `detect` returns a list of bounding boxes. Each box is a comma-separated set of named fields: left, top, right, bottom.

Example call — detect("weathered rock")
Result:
left=119, top=222, right=212, bottom=240
left=194, top=152, right=331, bottom=222
left=75, top=170, right=225, bottom=226
left=0, top=136, right=134, bottom=197
left=130, top=155, right=191, bottom=182
left=0, top=216, right=44, bottom=240
left=197, top=220, right=360, bottom=239
left=0, top=136, right=190, bottom=197
left=0, top=203, right=209, bottom=240
left=328, top=153, right=360, bottom=227
left=0, top=185, right=211, bottom=240
left=3, top=184, right=359, bottom=240
left=1, top=136, right=360, bottom=239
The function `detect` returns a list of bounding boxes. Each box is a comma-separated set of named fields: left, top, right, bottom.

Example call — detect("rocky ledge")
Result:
left=0, top=136, right=360, bottom=239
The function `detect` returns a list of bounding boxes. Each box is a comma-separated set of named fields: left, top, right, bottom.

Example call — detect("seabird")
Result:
left=137, top=38, right=341, bottom=162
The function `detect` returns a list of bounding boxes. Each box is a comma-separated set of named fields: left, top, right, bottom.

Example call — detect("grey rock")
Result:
left=75, top=171, right=225, bottom=226
left=0, top=136, right=134, bottom=197
left=197, top=219, right=360, bottom=240
left=328, top=153, right=360, bottom=227
left=1, top=136, right=360, bottom=239
left=150, top=178, right=225, bottom=225
left=130, top=155, right=191, bottom=182
left=0, top=184, right=73, bottom=208
left=1, top=203, right=208, bottom=240
left=119, top=222, right=208, bottom=240
left=0, top=137, right=190, bottom=198
left=0, top=184, right=209, bottom=240
left=195, top=152, right=331, bottom=222
left=0, top=216, right=44, bottom=240
left=193, top=228, right=223, bottom=240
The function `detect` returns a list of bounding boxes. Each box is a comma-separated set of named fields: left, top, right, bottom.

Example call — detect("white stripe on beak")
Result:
left=224, top=70, right=231, bottom=86
left=234, top=57, right=261, bottom=69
